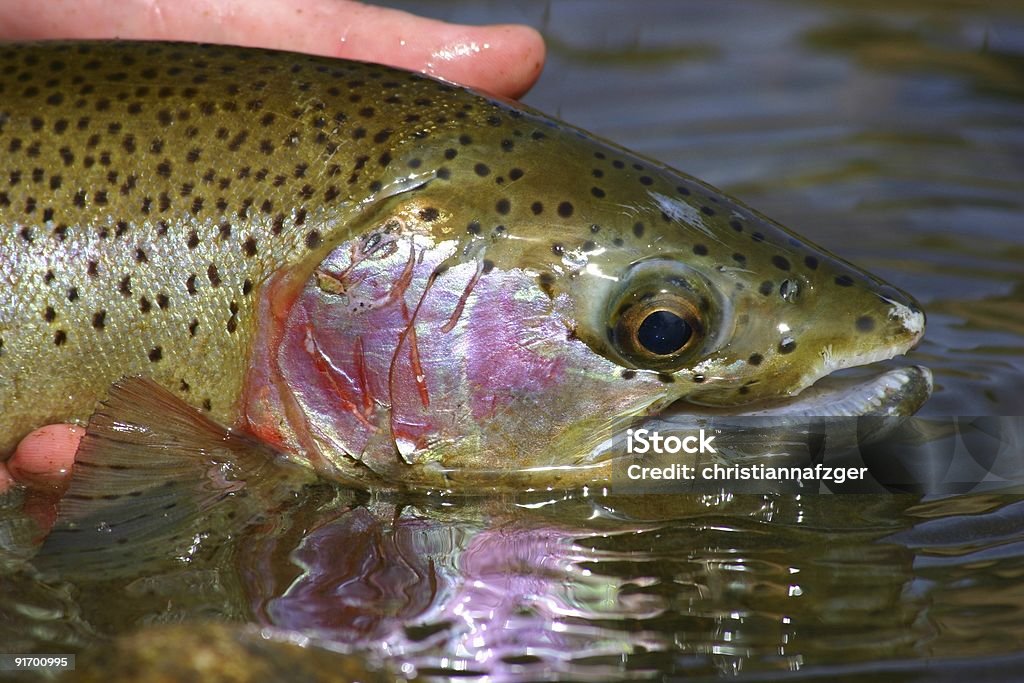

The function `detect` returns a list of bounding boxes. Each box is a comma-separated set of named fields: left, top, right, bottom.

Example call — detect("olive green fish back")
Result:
left=0, top=41, right=512, bottom=454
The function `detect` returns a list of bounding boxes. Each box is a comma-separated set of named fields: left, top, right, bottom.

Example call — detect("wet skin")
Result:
left=0, top=31, right=924, bottom=508
left=0, top=0, right=544, bottom=504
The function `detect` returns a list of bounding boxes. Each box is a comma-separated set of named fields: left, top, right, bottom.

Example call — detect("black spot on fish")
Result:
left=657, top=373, right=675, bottom=383
left=621, top=369, right=636, bottom=379
left=530, top=201, right=543, bottom=215
left=495, top=198, right=511, bottom=215
left=419, top=207, right=440, bottom=222
left=772, top=255, right=791, bottom=271
left=804, top=255, right=819, bottom=270
left=557, top=201, right=574, bottom=218
left=54, top=330, right=67, bottom=346
left=732, top=252, right=746, bottom=264
left=856, top=316, right=875, bottom=332
left=633, top=222, right=645, bottom=237
left=835, top=275, right=854, bottom=287
left=758, top=281, right=773, bottom=296
left=43, top=306, right=56, bottom=323
left=305, top=230, right=322, bottom=249
left=207, top=264, right=221, bottom=287
left=92, top=310, right=106, bottom=329
left=748, top=353, right=763, bottom=366
left=693, top=244, right=708, bottom=256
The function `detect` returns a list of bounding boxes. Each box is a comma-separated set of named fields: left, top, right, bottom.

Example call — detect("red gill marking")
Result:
left=353, top=336, right=374, bottom=417
left=405, top=307, right=430, bottom=408
left=387, top=245, right=431, bottom=410
left=242, top=269, right=330, bottom=471
left=440, top=260, right=484, bottom=334
left=304, top=326, right=377, bottom=431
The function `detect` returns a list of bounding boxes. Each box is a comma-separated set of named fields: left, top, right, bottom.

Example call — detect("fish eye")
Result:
left=611, top=290, right=704, bottom=370
left=637, top=309, right=692, bottom=355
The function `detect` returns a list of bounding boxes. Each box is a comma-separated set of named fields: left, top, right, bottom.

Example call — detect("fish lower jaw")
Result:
left=812, top=343, right=911, bottom=392
left=749, top=364, right=933, bottom=417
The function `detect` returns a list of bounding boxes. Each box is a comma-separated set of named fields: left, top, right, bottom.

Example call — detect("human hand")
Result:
left=0, top=0, right=545, bottom=98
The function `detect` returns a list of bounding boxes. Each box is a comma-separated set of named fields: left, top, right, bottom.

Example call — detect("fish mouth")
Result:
left=721, top=298, right=930, bottom=418
left=676, top=363, right=933, bottom=418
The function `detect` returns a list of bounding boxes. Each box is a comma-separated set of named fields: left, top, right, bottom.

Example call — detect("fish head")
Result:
left=244, top=102, right=927, bottom=488
left=547, top=184, right=928, bottom=412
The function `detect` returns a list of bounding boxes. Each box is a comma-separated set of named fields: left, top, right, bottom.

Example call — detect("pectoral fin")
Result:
left=35, top=377, right=315, bottom=579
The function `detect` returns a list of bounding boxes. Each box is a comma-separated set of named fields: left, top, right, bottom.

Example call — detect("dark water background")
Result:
left=4, top=1, right=1024, bottom=681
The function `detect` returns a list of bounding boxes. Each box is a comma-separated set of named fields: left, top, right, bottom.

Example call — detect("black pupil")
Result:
left=637, top=310, right=691, bottom=355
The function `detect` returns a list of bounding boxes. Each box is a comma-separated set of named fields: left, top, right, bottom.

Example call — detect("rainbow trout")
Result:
left=0, top=41, right=930, bottom=489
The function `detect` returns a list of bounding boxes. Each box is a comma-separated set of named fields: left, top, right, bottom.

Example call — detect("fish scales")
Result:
left=0, top=41, right=521, bottom=454
left=0, top=41, right=927, bottom=478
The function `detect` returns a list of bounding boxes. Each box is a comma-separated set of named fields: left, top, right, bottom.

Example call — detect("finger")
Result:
left=0, top=0, right=545, bottom=98
left=6, top=424, right=83, bottom=493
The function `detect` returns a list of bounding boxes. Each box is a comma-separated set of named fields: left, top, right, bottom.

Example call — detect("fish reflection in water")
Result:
left=268, top=508, right=661, bottom=676
left=7, top=486, right=1024, bottom=680
left=261, top=494, right=1024, bottom=680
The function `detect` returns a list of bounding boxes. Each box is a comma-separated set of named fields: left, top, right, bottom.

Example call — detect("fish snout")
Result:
left=874, top=284, right=926, bottom=351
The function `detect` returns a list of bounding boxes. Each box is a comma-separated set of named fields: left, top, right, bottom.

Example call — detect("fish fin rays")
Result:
left=35, top=377, right=313, bottom=579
